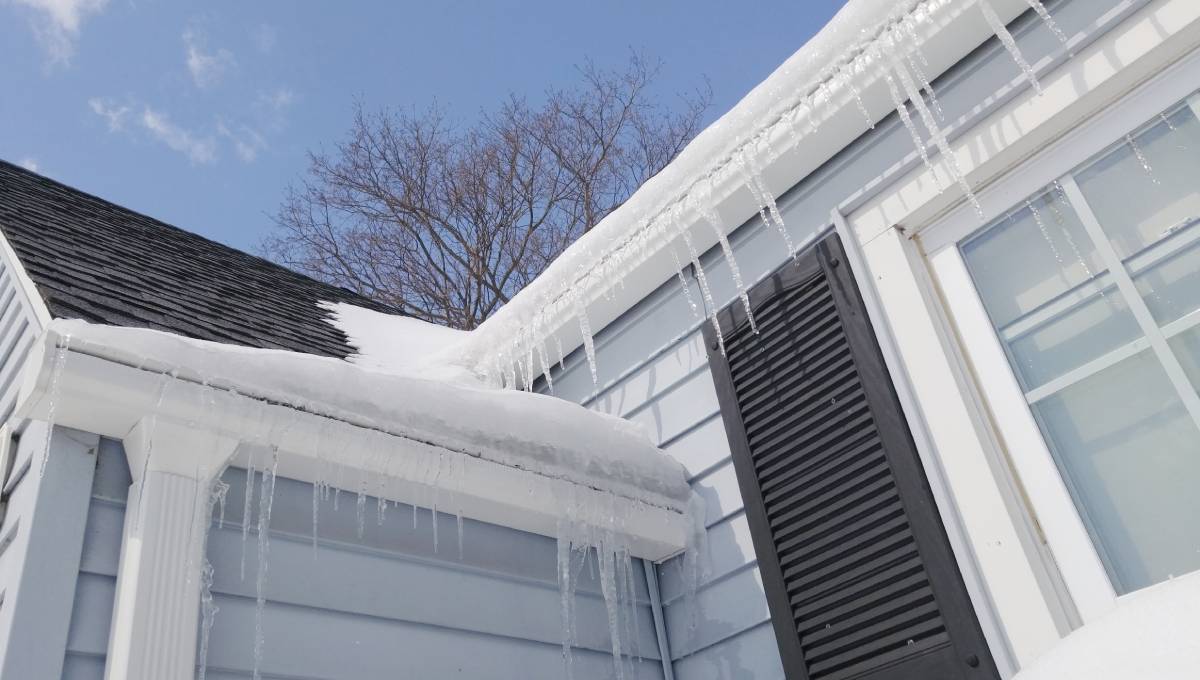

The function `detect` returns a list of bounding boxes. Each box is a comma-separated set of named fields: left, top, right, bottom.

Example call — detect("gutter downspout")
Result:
left=644, top=560, right=676, bottom=680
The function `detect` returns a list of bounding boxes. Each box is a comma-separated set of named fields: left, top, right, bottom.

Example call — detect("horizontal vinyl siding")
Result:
left=205, top=468, right=664, bottom=679
left=63, top=438, right=132, bottom=678
left=544, top=3, right=1120, bottom=677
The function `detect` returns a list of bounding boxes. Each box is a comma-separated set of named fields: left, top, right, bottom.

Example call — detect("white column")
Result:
left=104, top=418, right=236, bottom=680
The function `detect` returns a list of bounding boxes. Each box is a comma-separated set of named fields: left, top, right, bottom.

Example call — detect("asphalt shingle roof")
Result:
left=0, top=159, right=399, bottom=358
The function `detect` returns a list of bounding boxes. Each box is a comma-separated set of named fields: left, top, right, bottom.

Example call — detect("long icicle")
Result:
left=696, top=184, right=757, bottom=333
left=668, top=240, right=700, bottom=320
left=880, top=49, right=945, bottom=194
left=251, top=448, right=279, bottom=680
left=572, top=286, right=598, bottom=386
left=673, top=206, right=725, bottom=355
left=891, top=44, right=982, bottom=216
left=38, top=333, right=71, bottom=479
left=980, top=0, right=1042, bottom=94
left=1024, top=0, right=1070, bottom=46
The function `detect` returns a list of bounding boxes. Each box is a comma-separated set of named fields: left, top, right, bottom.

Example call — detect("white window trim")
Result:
left=921, top=42, right=1200, bottom=622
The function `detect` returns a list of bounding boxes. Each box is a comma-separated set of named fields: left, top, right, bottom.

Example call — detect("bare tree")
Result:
left=263, top=55, right=710, bottom=329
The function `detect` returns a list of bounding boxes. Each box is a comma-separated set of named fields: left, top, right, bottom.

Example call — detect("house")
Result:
left=1, top=0, right=1198, bottom=678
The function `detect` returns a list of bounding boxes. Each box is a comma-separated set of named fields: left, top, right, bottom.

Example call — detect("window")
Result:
left=959, top=93, right=1200, bottom=595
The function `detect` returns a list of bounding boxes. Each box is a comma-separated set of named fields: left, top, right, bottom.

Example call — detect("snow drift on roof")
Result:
left=51, top=318, right=691, bottom=509
left=321, top=301, right=482, bottom=386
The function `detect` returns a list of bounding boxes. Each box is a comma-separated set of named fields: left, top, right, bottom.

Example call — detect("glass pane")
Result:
left=1076, top=103, right=1200, bottom=259
left=963, top=189, right=1141, bottom=391
left=1170, top=325, right=1200, bottom=395
left=1034, top=350, right=1200, bottom=593
left=1131, top=224, right=1200, bottom=326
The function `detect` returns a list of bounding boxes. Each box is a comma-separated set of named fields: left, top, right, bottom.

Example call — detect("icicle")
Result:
left=696, top=184, right=757, bottom=333
left=555, top=336, right=565, bottom=370
left=598, top=538, right=626, bottom=680
left=891, top=50, right=981, bottom=216
left=980, top=0, right=1042, bottom=94
left=1049, top=182, right=1104, bottom=294
left=572, top=287, right=598, bottom=386
left=737, top=149, right=796, bottom=258
left=673, top=206, right=725, bottom=355
left=311, top=480, right=320, bottom=557
left=38, top=333, right=71, bottom=479
left=1126, top=134, right=1160, bottom=185
left=197, top=478, right=230, bottom=680
left=668, top=243, right=700, bottom=319
left=251, top=448, right=279, bottom=680
left=536, top=337, right=553, bottom=392
left=905, top=51, right=943, bottom=122
left=1026, top=199, right=1065, bottom=265
left=882, top=57, right=944, bottom=194
left=197, top=559, right=218, bottom=680
left=456, top=509, right=465, bottom=560
left=431, top=453, right=444, bottom=553
left=412, top=499, right=419, bottom=529
left=355, top=484, right=367, bottom=539
left=240, top=449, right=257, bottom=582
left=845, top=73, right=876, bottom=131
left=557, top=520, right=576, bottom=680
left=1024, top=0, right=1069, bottom=46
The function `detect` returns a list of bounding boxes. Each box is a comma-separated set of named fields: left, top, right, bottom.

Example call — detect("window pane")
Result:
left=1131, top=223, right=1200, bottom=326
left=1076, top=103, right=1200, bottom=259
left=1033, top=350, right=1200, bottom=593
left=1170, top=325, right=1200, bottom=395
left=963, top=189, right=1140, bottom=390
left=1076, top=102, right=1200, bottom=325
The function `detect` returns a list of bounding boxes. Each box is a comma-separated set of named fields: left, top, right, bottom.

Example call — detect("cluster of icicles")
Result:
left=37, top=339, right=707, bottom=680
left=485, top=0, right=1071, bottom=392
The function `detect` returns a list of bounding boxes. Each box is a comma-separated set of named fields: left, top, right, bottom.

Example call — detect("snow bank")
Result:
left=50, top=318, right=691, bottom=509
left=1014, top=571, right=1200, bottom=680
left=321, top=302, right=484, bottom=386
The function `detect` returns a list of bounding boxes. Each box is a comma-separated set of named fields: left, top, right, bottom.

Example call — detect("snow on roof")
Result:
left=456, top=0, right=962, bottom=377
left=1013, top=571, right=1200, bottom=680
left=321, top=302, right=482, bottom=386
left=49, top=318, right=691, bottom=510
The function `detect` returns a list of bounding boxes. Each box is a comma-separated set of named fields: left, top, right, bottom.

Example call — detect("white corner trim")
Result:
left=13, top=329, right=690, bottom=563
left=0, top=230, right=50, bottom=332
left=104, top=418, right=235, bottom=680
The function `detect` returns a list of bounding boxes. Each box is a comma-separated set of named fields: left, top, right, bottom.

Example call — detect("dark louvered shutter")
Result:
left=705, top=232, right=998, bottom=680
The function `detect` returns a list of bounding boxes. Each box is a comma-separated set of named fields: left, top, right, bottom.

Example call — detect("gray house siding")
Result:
left=202, top=466, right=666, bottom=679
left=544, top=2, right=1126, bottom=677
left=62, top=437, right=132, bottom=679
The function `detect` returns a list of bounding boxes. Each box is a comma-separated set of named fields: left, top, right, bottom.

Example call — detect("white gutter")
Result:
left=460, top=0, right=1030, bottom=381
left=13, top=325, right=690, bottom=562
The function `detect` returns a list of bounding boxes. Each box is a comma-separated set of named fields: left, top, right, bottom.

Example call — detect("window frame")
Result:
left=921, top=45, right=1200, bottom=622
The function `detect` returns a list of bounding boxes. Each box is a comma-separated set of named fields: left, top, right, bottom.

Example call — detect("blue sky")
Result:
left=1, top=0, right=846, bottom=253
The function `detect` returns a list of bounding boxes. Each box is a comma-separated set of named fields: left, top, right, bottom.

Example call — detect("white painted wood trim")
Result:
left=850, top=225, right=1067, bottom=670
left=929, top=247, right=1118, bottom=622
left=104, top=418, right=235, bottom=680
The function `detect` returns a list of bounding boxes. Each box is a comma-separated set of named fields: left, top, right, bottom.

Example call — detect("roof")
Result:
left=0, top=159, right=399, bottom=358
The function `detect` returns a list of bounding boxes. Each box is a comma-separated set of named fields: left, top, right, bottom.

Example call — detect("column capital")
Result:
left=123, top=416, right=239, bottom=484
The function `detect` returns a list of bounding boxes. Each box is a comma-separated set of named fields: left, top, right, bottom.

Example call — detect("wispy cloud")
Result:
left=88, top=96, right=130, bottom=131
left=140, top=107, right=217, bottom=164
left=18, top=157, right=40, bottom=172
left=217, top=121, right=266, bottom=163
left=8, top=0, right=108, bottom=66
left=252, top=24, right=277, bottom=55
left=183, top=26, right=235, bottom=89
